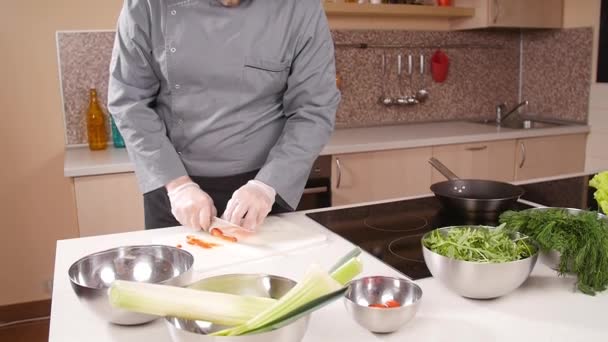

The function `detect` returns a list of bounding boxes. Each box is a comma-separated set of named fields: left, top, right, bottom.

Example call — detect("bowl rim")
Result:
left=68, top=244, right=194, bottom=290
left=344, top=276, right=423, bottom=310
left=164, top=273, right=302, bottom=337
left=522, top=206, right=607, bottom=219
left=421, top=225, right=539, bottom=265
left=187, top=273, right=297, bottom=289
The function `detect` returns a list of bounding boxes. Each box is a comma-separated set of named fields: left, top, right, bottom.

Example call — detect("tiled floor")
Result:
left=0, top=319, right=49, bottom=342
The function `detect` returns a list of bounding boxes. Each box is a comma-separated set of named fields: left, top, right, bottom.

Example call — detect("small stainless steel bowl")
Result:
left=165, top=274, right=309, bottom=342
left=344, top=276, right=422, bottom=334
left=422, top=226, right=538, bottom=299
left=68, top=245, right=194, bottom=325
left=524, top=207, right=607, bottom=270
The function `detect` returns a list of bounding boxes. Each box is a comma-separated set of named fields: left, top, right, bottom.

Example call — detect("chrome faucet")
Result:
left=496, top=100, right=529, bottom=126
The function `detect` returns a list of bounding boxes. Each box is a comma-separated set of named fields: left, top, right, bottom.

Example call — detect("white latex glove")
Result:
left=167, top=182, right=217, bottom=231
left=222, top=180, right=276, bottom=231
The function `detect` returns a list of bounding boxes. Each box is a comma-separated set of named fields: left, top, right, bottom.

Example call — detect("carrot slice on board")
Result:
left=210, top=228, right=238, bottom=243
left=186, top=235, right=219, bottom=249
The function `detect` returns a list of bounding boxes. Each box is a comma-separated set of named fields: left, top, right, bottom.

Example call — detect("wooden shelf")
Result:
left=323, top=3, right=475, bottom=31
left=324, top=3, right=475, bottom=18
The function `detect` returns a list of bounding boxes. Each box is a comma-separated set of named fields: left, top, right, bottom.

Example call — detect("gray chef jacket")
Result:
left=108, top=0, right=340, bottom=209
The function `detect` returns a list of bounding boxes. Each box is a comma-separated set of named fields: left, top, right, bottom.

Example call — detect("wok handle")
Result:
left=519, top=142, right=527, bottom=169
left=428, top=157, right=461, bottom=181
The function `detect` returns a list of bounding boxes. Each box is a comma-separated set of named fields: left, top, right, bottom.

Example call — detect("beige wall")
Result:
left=562, top=0, right=608, bottom=170
left=0, top=1, right=123, bottom=306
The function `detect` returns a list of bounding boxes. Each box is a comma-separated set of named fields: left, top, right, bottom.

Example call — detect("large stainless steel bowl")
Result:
left=68, top=245, right=194, bottom=325
left=422, top=226, right=538, bottom=299
left=523, top=207, right=606, bottom=270
left=344, top=276, right=422, bottom=333
left=165, top=274, right=309, bottom=342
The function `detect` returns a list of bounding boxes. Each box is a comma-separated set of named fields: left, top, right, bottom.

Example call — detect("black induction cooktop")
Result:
left=307, top=196, right=533, bottom=280
left=306, top=173, right=601, bottom=280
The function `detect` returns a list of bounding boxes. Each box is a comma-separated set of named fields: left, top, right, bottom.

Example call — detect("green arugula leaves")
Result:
left=422, top=226, right=535, bottom=263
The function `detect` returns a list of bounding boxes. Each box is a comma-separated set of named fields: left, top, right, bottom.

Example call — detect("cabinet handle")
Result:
left=493, top=0, right=500, bottom=24
left=303, top=186, right=329, bottom=195
left=519, top=142, right=527, bottom=169
left=465, top=145, right=488, bottom=151
left=336, top=158, right=342, bottom=189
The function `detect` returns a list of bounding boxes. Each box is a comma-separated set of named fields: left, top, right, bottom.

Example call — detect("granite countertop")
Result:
left=50, top=212, right=608, bottom=342
left=64, top=121, right=590, bottom=177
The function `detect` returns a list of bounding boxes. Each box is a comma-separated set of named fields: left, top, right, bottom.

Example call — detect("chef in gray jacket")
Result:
left=108, top=0, right=340, bottom=231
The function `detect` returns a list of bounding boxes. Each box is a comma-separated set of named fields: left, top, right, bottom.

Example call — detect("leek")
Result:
left=109, top=280, right=276, bottom=326
left=212, top=252, right=363, bottom=336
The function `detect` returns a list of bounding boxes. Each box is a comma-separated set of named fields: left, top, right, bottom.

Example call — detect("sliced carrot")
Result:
left=210, top=228, right=224, bottom=236
left=186, top=236, right=219, bottom=249
left=210, top=228, right=238, bottom=243
left=369, top=303, right=388, bottom=308
left=385, top=300, right=401, bottom=308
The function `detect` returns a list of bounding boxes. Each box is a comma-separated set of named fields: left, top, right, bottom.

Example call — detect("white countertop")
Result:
left=50, top=212, right=607, bottom=342
left=64, top=121, right=590, bottom=177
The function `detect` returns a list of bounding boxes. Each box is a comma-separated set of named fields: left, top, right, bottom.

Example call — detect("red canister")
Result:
left=431, top=49, right=449, bottom=83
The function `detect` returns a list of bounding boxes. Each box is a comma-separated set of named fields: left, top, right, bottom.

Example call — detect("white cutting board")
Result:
left=152, top=216, right=327, bottom=272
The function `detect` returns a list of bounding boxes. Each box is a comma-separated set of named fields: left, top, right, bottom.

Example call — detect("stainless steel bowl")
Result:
left=524, top=207, right=606, bottom=270
left=165, top=274, right=309, bottom=342
left=422, top=226, right=538, bottom=299
left=344, top=276, right=422, bottom=334
left=68, top=245, right=194, bottom=325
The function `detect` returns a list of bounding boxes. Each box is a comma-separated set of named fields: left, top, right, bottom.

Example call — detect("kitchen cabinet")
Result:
left=324, top=2, right=475, bottom=31
left=331, top=147, right=432, bottom=206
left=515, top=134, right=587, bottom=181
left=74, top=173, right=144, bottom=237
left=451, top=0, right=563, bottom=29
left=431, top=140, right=516, bottom=183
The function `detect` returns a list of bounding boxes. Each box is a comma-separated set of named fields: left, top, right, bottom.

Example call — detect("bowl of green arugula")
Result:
left=422, top=225, right=538, bottom=299
left=500, top=207, right=608, bottom=296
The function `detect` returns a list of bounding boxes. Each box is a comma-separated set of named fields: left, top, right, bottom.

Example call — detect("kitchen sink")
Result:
left=473, top=117, right=577, bottom=130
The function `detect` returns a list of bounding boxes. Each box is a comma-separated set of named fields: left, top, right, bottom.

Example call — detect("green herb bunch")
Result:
left=500, top=209, right=608, bottom=295
left=422, top=226, right=535, bottom=263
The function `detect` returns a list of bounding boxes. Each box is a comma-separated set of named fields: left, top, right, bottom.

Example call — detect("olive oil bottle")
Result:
left=86, top=88, right=108, bottom=150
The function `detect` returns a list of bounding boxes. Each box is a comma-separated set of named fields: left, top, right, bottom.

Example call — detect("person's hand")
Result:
left=223, top=180, right=276, bottom=231
left=167, top=181, right=217, bottom=231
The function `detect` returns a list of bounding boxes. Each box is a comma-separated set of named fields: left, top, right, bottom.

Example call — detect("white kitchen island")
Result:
left=49, top=213, right=608, bottom=342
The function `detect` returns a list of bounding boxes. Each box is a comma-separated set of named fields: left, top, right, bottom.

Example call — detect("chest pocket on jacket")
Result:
left=242, top=57, right=291, bottom=97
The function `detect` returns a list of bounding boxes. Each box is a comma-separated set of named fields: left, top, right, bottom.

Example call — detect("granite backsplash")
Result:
left=57, top=28, right=592, bottom=146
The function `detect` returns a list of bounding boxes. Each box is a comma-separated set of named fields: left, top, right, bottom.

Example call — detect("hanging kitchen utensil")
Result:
left=431, top=49, right=449, bottom=83
left=415, top=54, right=429, bottom=103
left=379, top=53, right=393, bottom=106
left=428, top=157, right=524, bottom=214
left=396, top=53, right=408, bottom=105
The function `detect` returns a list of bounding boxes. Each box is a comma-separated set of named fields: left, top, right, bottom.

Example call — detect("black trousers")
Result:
left=143, top=170, right=289, bottom=229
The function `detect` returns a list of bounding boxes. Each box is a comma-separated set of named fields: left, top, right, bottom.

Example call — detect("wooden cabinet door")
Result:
left=489, top=0, right=563, bottom=28
left=515, top=134, right=587, bottom=181
left=331, top=147, right=432, bottom=206
left=431, top=140, right=516, bottom=183
left=451, top=0, right=562, bottom=29
left=74, top=173, right=144, bottom=237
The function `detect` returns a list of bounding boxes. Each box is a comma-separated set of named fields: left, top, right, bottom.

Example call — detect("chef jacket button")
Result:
left=177, top=151, right=183, bottom=155
left=170, top=47, right=176, bottom=53
left=177, top=119, right=184, bottom=125
left=175, top=84, right=181, bottom=89
left=170, top=10, right=177, bottom=15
